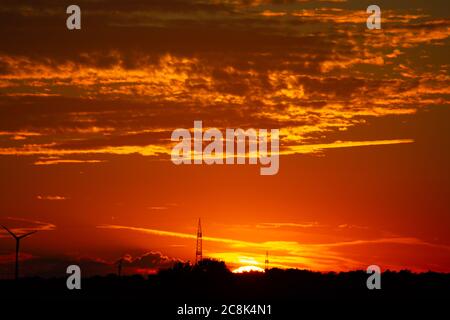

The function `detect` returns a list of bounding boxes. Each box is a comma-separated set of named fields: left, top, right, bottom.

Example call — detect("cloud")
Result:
left=291, top=8, right=429, bottom=24
left=0, top=142, right=169, bottom=158
left=120, top=251, right=182, bottom=274
left=0, top=254, right=112, bottom=278
left=0, top=251, right=181, bottom=278
left=0, top=217, right=56, bottom=238
left=98, top=224, right=450, bottom=271
left=283, top=139, right=414, bottom=155
left=0, top=3, right=447, bottom=167
left=0, top=130, right=41, bottom=140
left=34, top=159, right=106, bottom=165
left=316, top=237, right=450, bottom=250
left=337, top=224, right=368, bottom=230
left=256, top=222, right=322, bottom=228
left=36, top=195, right=69, bottom=201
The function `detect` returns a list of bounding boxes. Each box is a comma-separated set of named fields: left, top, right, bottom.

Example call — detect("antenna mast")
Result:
left=265, top=250, right=269, bottom=271
left=195, top=218, right=202, bottom=264
left=117, top=258, right=123, bottom=277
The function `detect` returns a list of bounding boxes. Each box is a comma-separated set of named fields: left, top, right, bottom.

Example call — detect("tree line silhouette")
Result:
left=0, top=258, right=448, bottom=303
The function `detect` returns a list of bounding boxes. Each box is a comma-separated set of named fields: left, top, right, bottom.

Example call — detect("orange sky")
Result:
left=0, top=0, right=449, bottom=277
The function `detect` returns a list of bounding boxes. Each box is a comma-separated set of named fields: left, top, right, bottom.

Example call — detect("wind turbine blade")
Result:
left=18, top=230, right=37, bottom=239
left=0, top=224, right=18, bottom=239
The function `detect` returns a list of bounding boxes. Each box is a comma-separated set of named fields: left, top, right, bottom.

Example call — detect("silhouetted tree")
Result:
left=193, top=258, right=230, bottom=275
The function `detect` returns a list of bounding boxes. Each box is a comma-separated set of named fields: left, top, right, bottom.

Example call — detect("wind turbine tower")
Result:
left=1, top=225, right=37, bottom=280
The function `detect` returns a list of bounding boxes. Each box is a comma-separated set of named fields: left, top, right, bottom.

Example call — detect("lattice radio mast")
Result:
left=195, top=218, right=202, bottom=264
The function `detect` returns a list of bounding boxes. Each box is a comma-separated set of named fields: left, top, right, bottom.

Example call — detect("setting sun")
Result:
left=232, top=266, right=265, bottom=273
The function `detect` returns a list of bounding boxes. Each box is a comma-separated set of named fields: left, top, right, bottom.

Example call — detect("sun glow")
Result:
left=232, top=265, right=265, bottom=273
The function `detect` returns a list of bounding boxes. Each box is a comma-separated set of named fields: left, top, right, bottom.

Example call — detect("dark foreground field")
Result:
left=1, top=260, right=449, bottom=317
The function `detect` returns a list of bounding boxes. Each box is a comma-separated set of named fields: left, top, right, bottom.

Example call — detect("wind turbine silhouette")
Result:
left=1, top=225, right=37, bottom=280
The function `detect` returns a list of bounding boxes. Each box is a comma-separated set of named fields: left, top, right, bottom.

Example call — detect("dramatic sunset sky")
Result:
left=0, top=0, right=449, bottom=277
